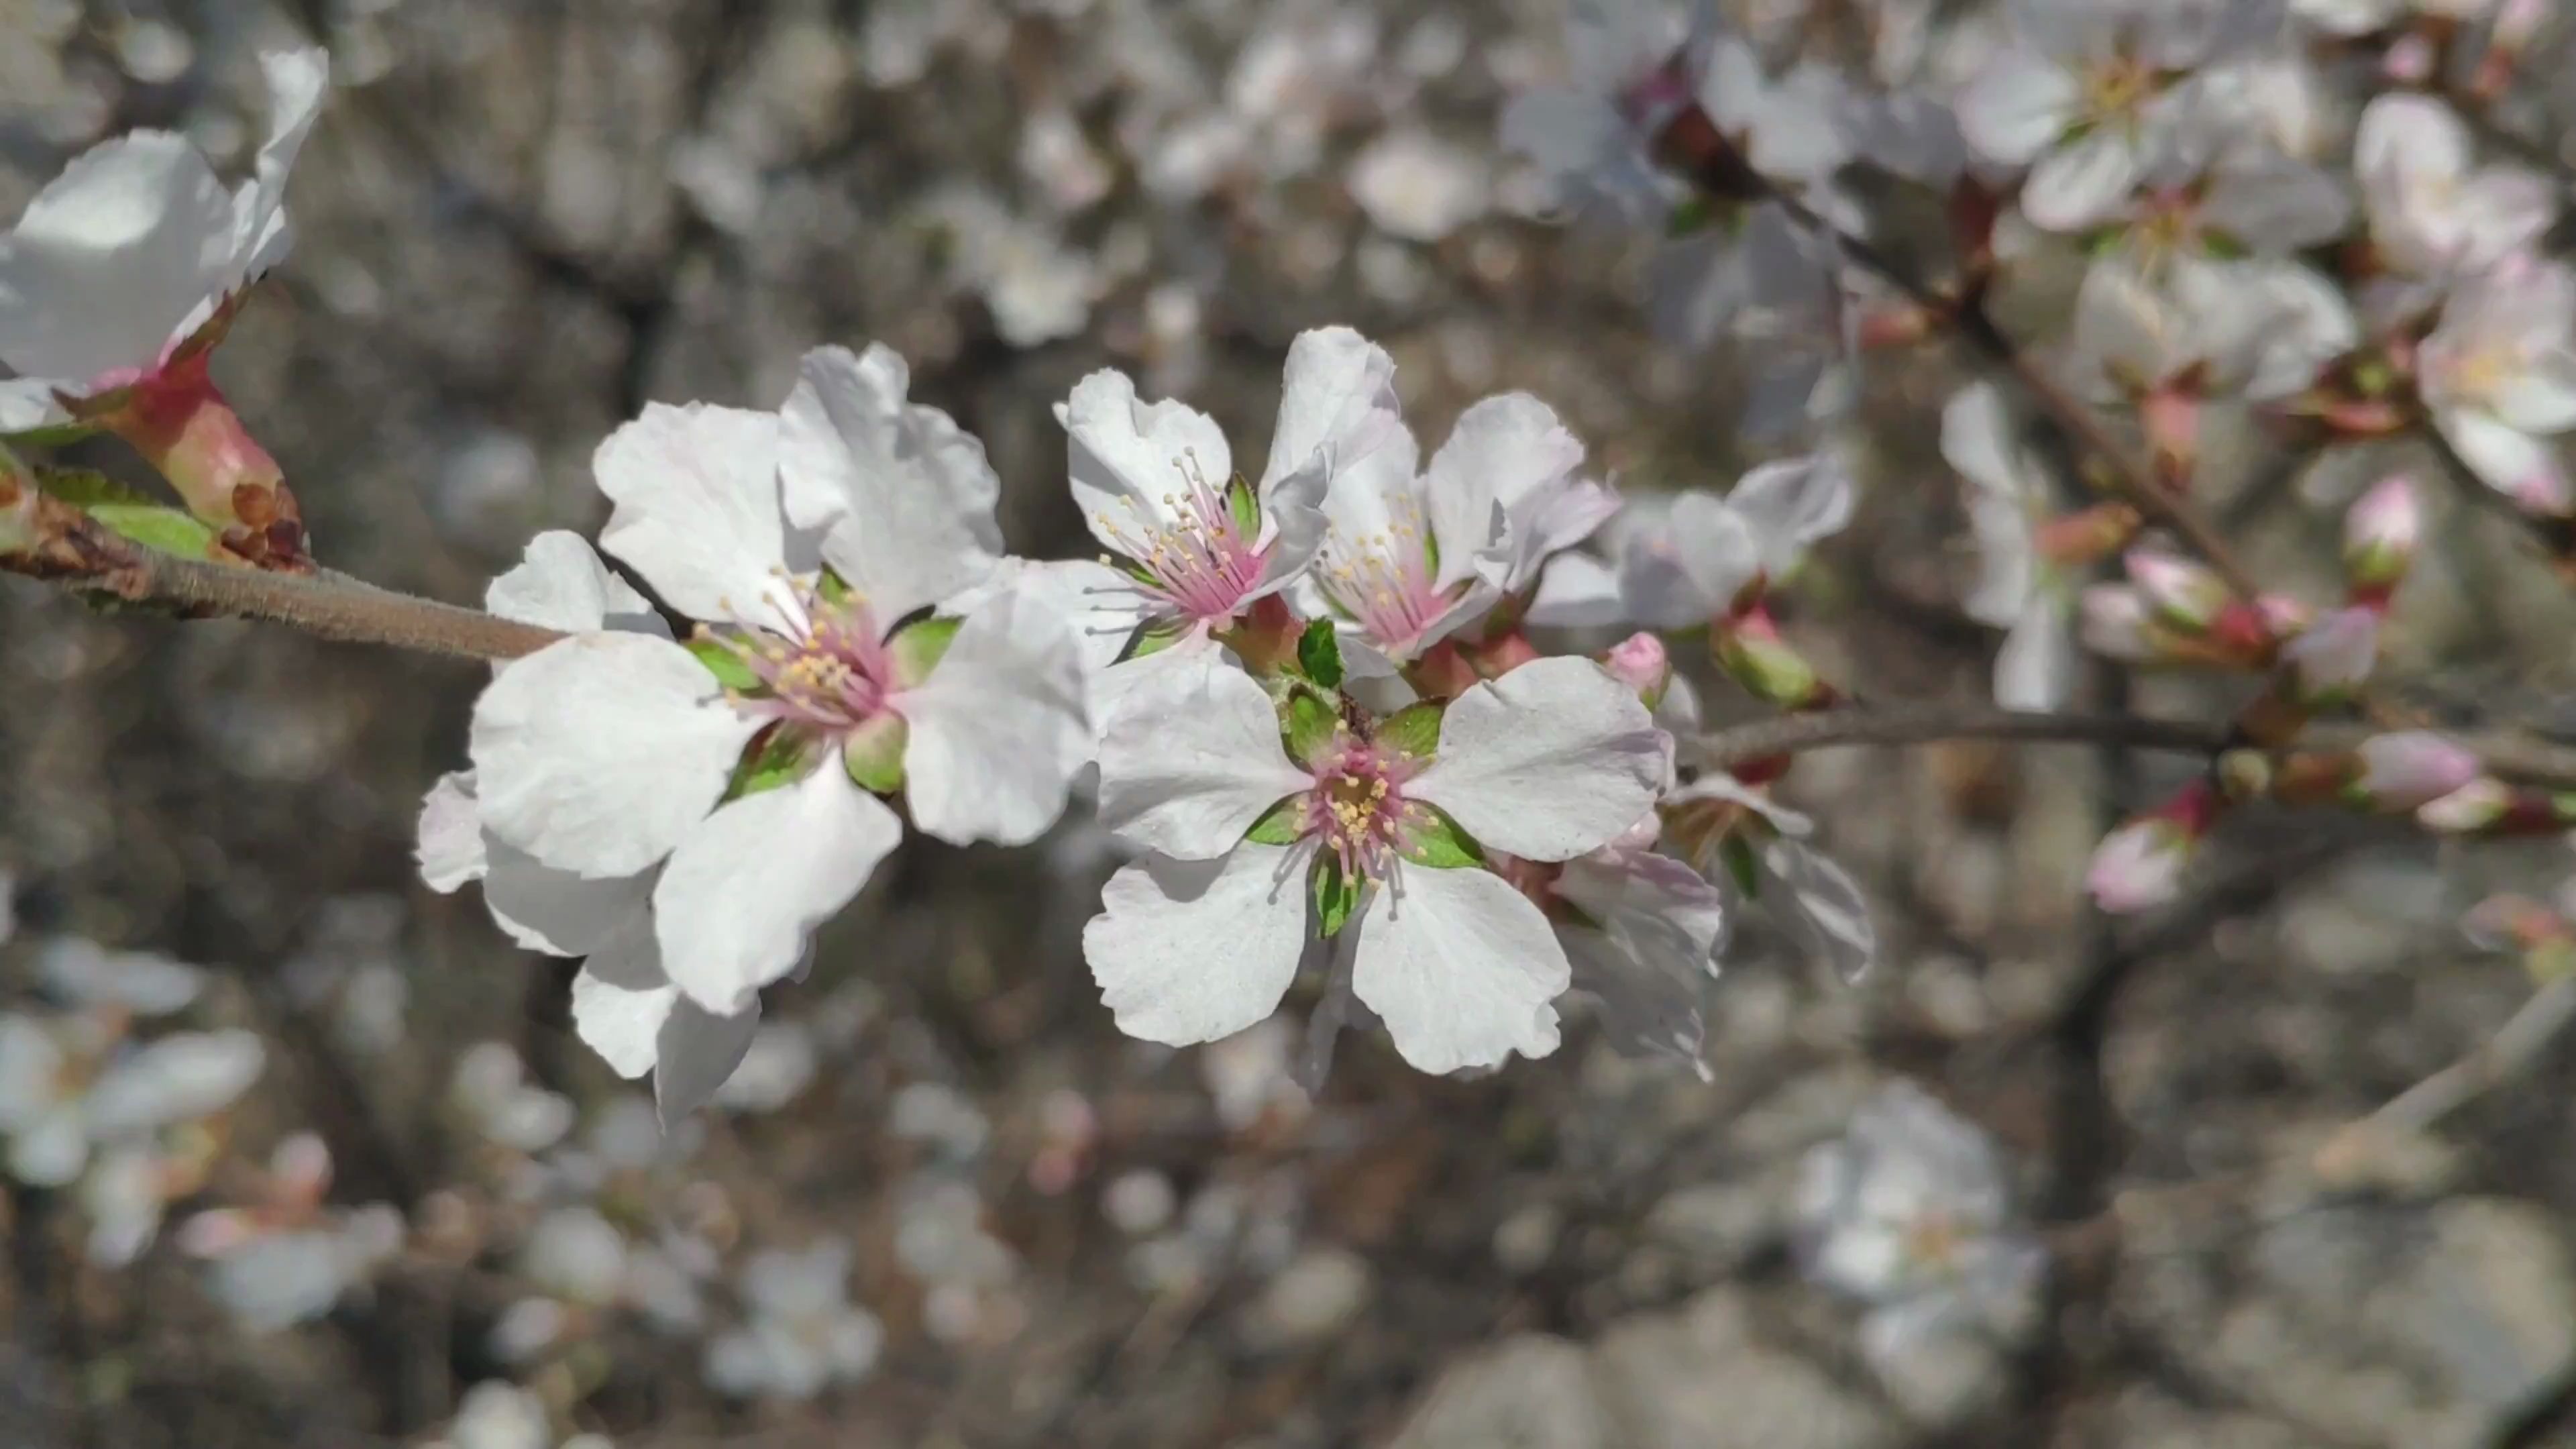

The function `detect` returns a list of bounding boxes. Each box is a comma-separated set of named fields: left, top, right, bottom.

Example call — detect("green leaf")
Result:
left=1719, top=834, right=1761, bottom=899
left=1401, top=806, right=1483, bottom=868
left=1244, top=795, right=1306, bottom=846
left=1285, top=688, right=1341, bottom=766
left=1375, top=702, right=1442, bottom=761
left=1122, top=616, right=1191, bottom=662
left=1664, top=195, right=1716, bottom=237
left=1313, top=854, right=1359, bottom=936
left=38, top=468, right=217, bottom=558
left=843, top=715, right=908, bottom=794
left=686, top=634, right=760, bottom=691
left=1225, top=474, right=1262, bottom=537
left=1296, top=619, right=1343, bottom=690
left=724, top=726, right=812, bottom=801
left=888, top=615, right=962, bottom=688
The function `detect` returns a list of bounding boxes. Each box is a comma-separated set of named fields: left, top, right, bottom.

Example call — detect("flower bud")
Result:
left=2088, top=782, right=2216, bottom=914
left=2079, top=584, right=2151, bottom=659
left=1713, top=611, right=1831, bottom=710
left=1601, top=632, right=1672, bottom=708
left=2418, top=777, right=2512, bottom=833
left=2281, top=606, right=2379, bottom=704
left=2125, top=547, right=2229, bottom=633
left=2343, top=474, right=2419, bottom=595
left=2350, top=731, right=2479, bottom=810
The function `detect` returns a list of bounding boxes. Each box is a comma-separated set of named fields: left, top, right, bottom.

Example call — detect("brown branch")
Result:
left=31, top=546, right=565, bottom=662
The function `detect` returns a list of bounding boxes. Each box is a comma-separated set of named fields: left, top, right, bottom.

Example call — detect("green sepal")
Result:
left=843, top=715, right=908, bottom=794
left=38, top=468, right=217, bottom=558
left=1375, top=701, right=1443, bottom=761
left=1225, top=474, right=1263, bottom=537
left=1285, top=688, right=1341, bottom=766
left=1296, top=619, right=1344, bottom=690
left=685, top=634, right=761, bottom=691
left=724, top=726, right=812, bottom=801
left=888, top=615, right=962, bottom=688
left=1244, top=795, right=1305, bottom=846
left=1401, top=807, right=1483, bottom=869
left=814, top=568, right=855, bottom=606
left=1122, top=616, right=1192, bottom=663
left=1665, top=195, right=1717, bottom=237
left=1313, top=855, right=1360, bottom=936
left=1719, top=834, right=1761, bottom=899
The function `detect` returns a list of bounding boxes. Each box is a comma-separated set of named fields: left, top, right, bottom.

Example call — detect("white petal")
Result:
left=898, top=589, right=1091, bottom=847
left=653, top=767, right=902, bottom=1014
left=1964, top=488, right=2037, bottom=628
left=2021, top=128, right=2143, bottom=233
left=1729, top=453, right=1855, bottom=575
left=1062, top=369, right=1234, bottom=551
left=1260, top=325, right=1401, bottom=497
left=654, top=998, right=763, bottom=1126
left=481, top=842, right=654, bottom=958
left=231, top=48, right=330, bottom=281
left=10, top=1109, right=89, bottom=1187
left=0, top=1016, right=66, bottom=1132
left=0, top=133, right=234, bottom=384
left=594, top=402, right=790, bottom=629
left=2072, top=258, right=2180, bottom=391
left=417, top=772, right=488, bottom=893
left=1941, top=382, right=2026, bottom=498
left=2491, top=352, right=2576, bottom=435
left=486, top=531, right=664, bottom=636
left=1955, top=49, right=2080, bottom=166
left=1096, top=657, right=1310, bottom=860
left=1084, top=845, right=1311, bottom=1045
left=469, top=632, right=759, bottom=879
left=1411, top=657, right=1664, bottom=862
left=1994, top=594, right=2074, bottom=712
left=570, top=945, right=761, bottom=1127
left=1354, top=868, right=1567, bottom=1074
left=83, top=1030, right=265, bottom=1135
left=2439, top=409, right=2571, bottom=513
left=1555, top=849, right=1731, bottom=1071
left=941, top=555, right=1136, bottom=680
left=1420, top=393, right=1584, bottom=590
left=1617, top=489, right=1758, bottom=627
left=782, top=343, right=1004, bottom=623
left=1523, top=551, right=1626, bottom=629
left=1758, top=840, right=1878, bottom=982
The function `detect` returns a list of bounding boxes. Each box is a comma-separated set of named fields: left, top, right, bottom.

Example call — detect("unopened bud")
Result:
left=2282, top=606, right=2379, bottom=704
left=2343, top=474, right=2419, bottom=594
left=1713, top=610, right=1830, bottom=710
left=2350, top=731, right=2479, bottom=810
left=2418, top=777, right=2512, bottom=834
left=2088, top=782, right=2217, bottom=914
left=2035, top=502, right=2142, bottom=569
left=2079, top=584, right=2151, bottom=659
left=2125, top=547, right=2229, bottom=632
left=1601, top=631, right=1672, bottom=708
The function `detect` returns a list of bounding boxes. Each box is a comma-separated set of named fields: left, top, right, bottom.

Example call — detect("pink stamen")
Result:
left=1297, top=735, right=1430, bottom=881
left=710, top=577, right=899, bottom=735
left=1089, top=450, right=1270, bottom=627
left=1317, top=495, right=1455, bottom=655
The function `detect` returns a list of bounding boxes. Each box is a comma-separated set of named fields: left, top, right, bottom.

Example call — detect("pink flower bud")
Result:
left=2418, top=777, right=2512, bottom=834
left=2079, top=585, right=2151, bottom=659
left=1713, top=610, right=1831, bottom=709
left=1601, top=631, right=1672, bottom=706
left=2351, top=731, right=2479, bottom=810
left=2282, top=606, right=2378, bottom=702
left=2088, top=784, right=2216, bottom=914
left=2125, top=547, right=2229, bottom=632
left=2343, top=474, right=2419, bottom=591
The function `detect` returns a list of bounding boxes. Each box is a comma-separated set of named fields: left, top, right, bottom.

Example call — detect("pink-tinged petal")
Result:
left=654, top=766, right=902, bottom=1015
left=2437, top=408, right=2571, bottom=515
left=594, top=402, right=791, bottom=629
left=0, top=132, right=236, bottom=386
left=485, top=530, right=665, bottom=637
left=1411, top=656, right=1664, bottom=862
left=897, top=590, right=1091, bottom=848
left=1955, top=48, right=2080, bottom=166
left=1353, top=866, right=1568, bottom=1074
left=469, top=632, right=760, bottom=879
left=1096, top=658, right=1310, bottom=860
left=2355, top=731, right=2480, bottom=810
left=780, top=343, right=1003, bottom=623
left=2021, top=128, right=2143, bottom=233
left=1085, top=844, right=1312, bottom=1045
left=1262, top=325, right=1401, bottom=498
left=2087, top=817, right=2188, bottom=912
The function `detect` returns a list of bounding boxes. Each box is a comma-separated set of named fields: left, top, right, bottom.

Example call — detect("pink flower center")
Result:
left=1297, top=737, right=1428, bottom=880
left=1091, top=451, right=1269, bottom=626
left=709, top=578, right=898, bottom=735
left=1317, top=497, right=1456, bottom=655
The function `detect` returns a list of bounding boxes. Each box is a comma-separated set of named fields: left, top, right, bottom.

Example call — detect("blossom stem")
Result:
left=19, top=536, right=565, bottom=662
left=1693, top=701, right=2576, bottom=790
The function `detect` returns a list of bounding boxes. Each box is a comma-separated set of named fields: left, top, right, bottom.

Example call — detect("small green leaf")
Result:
left=1313, top=855, right=1359, bottom=936
left=724, top=726, right=812, bottom=801
left=1244, top=795, right=1306, bottom=845
left=888, top=615, right=963, bottom=688
left=1719, top=834, right=1761, bottom=899
left=686, top=634, right=760, bottom=691
left=1285, top=688, right=1341, bottom=766
left=39, top=468, right=217, bottom=558
left=1401, top=806, right=1483, bottom=868
left=1664, top=195, right=1716, bottom=237
left=1225, top=474, right=1262, bottom=536
left=1375, top=701, right=1443, bottom=761
left=1122, top=617, right=1191, bottom=662
left=843, top=715, right=908, bottom=794
left=1296, top=619, right=1344, bottom=690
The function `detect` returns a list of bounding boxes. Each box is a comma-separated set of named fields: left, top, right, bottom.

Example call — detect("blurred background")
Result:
left=9, top=1, right=2576, bottom=1446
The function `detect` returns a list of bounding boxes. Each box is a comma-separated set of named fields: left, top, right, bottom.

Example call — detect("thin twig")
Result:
left=48, top=549, right=564, bottom=662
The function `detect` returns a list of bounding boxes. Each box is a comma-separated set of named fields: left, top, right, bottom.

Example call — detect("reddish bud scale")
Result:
left=1649, top=105, right=1766, bottom=207
left=1462, top=629, right=1542, bottom=681
left=2265, top=751, right=2352, bottom=807
left=1219, top=594, right=1306, bottom=677
left=101, top=352, right=307, bottom=570
left=2139, top=386, right=2201, bottom=494
left=2035, top=504, right=2143, bottom=569
left=1403, top=640, right=1484, bottom=702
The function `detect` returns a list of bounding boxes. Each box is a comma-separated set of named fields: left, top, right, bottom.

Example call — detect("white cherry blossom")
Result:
left=1613, top=453, right=1854, bottom=628
left=1496, top=0, right=1695, bottom=223
left=2355, top=93, right=2553, bottom=285
left=704, top=1240, right=885, bottom=1400
left=0, top=48, right=327, bottom=431
left=1943, top=382, right=2074, bottom=710
left=1085, top=656, right=1666, bottom=1073
left=1548, top=826, right=1732, bottom=1077
left=2416, top=254, right=2576, bottom=513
